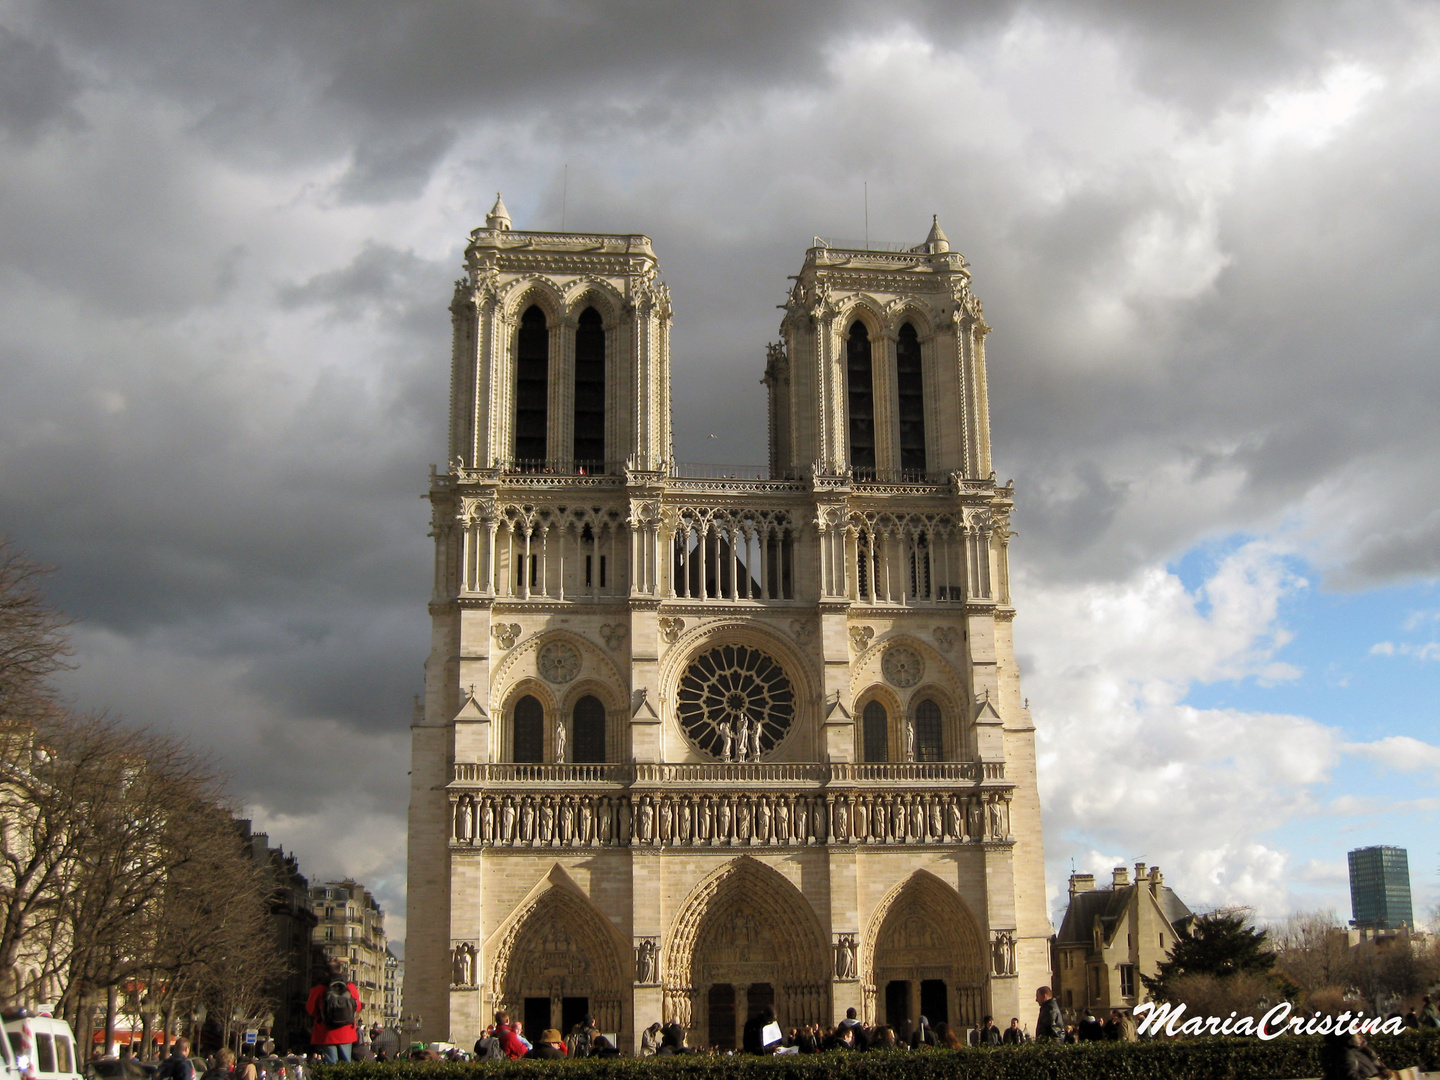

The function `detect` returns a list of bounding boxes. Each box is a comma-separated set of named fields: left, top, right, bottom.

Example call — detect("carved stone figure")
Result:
left=834, top=799, right=850, bottom=841
left=756, top=798, right=771, bottom=843
left=453, top=944, right=474, bottom=986
left=539, top=799, right=555, bottom=842
left=659, top=799, right=674, bottom=843
left=458, top=797, right=472, bottom=841
left=554, top=718, right=567, bottom=762
left=578, top=798, right=592, bottom=844
left=929, top=798, right=943, bottom=839
left=618, top=798, right=632, bottom=843
left=737, top=798, right=753, bottom=841
left=948, top=797, right=964, bottom=840
left=775, top=797, right=790, bottom=842
left=717, top=719, right=735, bottom=762
left=597, top=797, right=612, bottom=842
left=700, top=797, right=714, bottom=840
left=969, top=798, right=984, bottom=841
left=853, top=797, right=868, bottom=841
left=520, top=799, right=535, bottom=842
left=502, top=797, right=516, bottom=842
left=989, top=796, right=1006, bottom=839
left=735, top=714, right=752, bottom=763
left=639, top=798, right=655, bottom=842
left=834, top=935, right=857, bottom=980
left=812, top=799, right=828, bottom=842
left=747, top=718, right=762, bottom=761
left=678, top=798, right=693, bottom=842
left=905, top=717, right=916, bottom=762
left=717, top=798, right=732, bottom=841
left=481, top=800, right=495, bottom=844
left=909, top=795, right=924, bottom=840
left=635, top=939, right=659, bottom=984
left=559, top=799, right=574, bottom=843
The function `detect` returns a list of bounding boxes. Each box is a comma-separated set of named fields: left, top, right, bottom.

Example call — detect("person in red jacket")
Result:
left=490, top=1012, right=528, bottom=1060
left=306, top=963, right=362, bottom=1062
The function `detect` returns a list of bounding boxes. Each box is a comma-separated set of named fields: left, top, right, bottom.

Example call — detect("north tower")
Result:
left=406, top=198, right=1049, bottom=1051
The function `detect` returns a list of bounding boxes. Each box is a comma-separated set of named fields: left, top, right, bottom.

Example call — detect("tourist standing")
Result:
left=305, top=963, right=362, bottom=1063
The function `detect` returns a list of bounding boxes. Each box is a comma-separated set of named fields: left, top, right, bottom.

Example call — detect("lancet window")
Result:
left=671, top=510, right=794, bottom=600
left=914, top=698, right=943, bottom=762
left=573, top=306, right=605, bottom=470
left=515, top=305, right=549, bottom=462
left=572, top=694, right=606, bottom=763
left=863, top=700, right=889, bottom=763
left=847, top=321, right=875, bottom=473
left=896, top=322, right=926, bottom=474
left=513, top=695, right=544, bottom=763
left=852, top=517, right=962, bottom=606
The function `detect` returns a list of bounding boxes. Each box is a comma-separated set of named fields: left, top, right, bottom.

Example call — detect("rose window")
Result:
left=676, top=644, right=795, bottom=761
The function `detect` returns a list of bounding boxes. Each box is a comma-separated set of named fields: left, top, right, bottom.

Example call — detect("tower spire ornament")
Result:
left=485, top=192, right=512, bottom=232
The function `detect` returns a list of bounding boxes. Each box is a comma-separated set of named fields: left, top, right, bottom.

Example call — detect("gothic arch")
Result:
left=838, top=296, right=886, bottom=337
left=563, top=278, right=626, bottom=325
left=493, top=627, right=628, bottom=700
left=486, top=865, right=627, bottom=1036
left=852, top=683, right=904, bottom=763
left=558, top=676, right=628, bottom=763
left=862, top=870, right=987, bottom=1027
left=498, top=678, right=558, bottom=763
left=883, top=299, right=940, bottom=339
left=904, top=682, right=965, bottom=762
left=849, top=633, right=964, bottom=708
left=499, top=277, right=566, bottom=325
left=663, top=857, right=830, bottom=1037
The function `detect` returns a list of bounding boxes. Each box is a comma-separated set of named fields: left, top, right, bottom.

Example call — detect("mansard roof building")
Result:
left=406, top=197, right=1050, bottom=1052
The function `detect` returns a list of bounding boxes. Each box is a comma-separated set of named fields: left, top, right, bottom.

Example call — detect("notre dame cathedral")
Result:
left=405, top=194, right=1049, bottom=1052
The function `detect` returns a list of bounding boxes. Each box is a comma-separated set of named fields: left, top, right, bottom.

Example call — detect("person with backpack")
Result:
left=305, top=962, right=362, bottom=1062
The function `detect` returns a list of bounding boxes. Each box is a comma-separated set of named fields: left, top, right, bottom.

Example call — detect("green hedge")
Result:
left=312, top=1030, right=1440, bottom=1080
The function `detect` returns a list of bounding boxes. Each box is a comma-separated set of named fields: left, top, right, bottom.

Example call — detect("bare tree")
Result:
left=0, top=539, right=71, bottom=723
left=1272, top=909, right=1354, bottom=994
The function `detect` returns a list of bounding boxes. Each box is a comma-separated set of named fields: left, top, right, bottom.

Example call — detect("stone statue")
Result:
left=555, top=718, right=566, bottom=762
left=909, top=795, right=924, bottom=840
left=578, top=798, right=593, bottom=844
left=520, top=798, right=535, bottom=842
left=481, top=800, right=495, bottom=844
left=756, top=798, right=771, bottom=842
left=717, top=719, right=735, bottom=762
left=459, top=797, right=473, bottom=841
left=618, top=797, right=631, bottom=843
left=639, top=798, right=655, bottom=842
left=453, top=945, right=468, bottom=986
left=929, top=798, right=943, bottom=839
left=502, top=797, right=516, bottom=842
left=678, top=798, right=693, bottom=842
left=737, top=798, right=752, bottom=841
left=717, top=798, right=732, bottom=841
left=905, top=717, right=916, bottom=763
left=559, top=799, right=574, bottom=843
left=598, top=797, right=613, bottom=842
left=636, top=939, right=659, bottom=984
left=539, top=799, right=555, bottom=842
left=989, top=796, right=1005, bottom=839
left=835, top=936, right=857, bottom=980
left=699, top=797, right=714, bottom=840
left=834, top=799, right=850, bottom=841
left=659, top=799, right=674, bottom=843
left=735, top=714, right=752, bottom=762
left=775, top=797, right=790, bottom=841
left=948, top=796, right=963, bottom=840
left=853, top=797, right=868, bottom=841
left=969, top=798, right=984, bottom=841
left=747, top=717, right=762, bottom=762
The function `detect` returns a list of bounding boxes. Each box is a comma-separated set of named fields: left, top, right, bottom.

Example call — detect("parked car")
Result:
left=2, top=1011, right=83, bottom=1080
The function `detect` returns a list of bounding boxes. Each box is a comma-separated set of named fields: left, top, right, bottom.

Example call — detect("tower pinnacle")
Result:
left=486, top=192, right=512, bottom=232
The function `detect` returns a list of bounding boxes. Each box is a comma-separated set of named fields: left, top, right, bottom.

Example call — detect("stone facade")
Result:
left=406, top=198, right=1050, bottom=1052
left=1052, top=866, right=1191, bottom=1016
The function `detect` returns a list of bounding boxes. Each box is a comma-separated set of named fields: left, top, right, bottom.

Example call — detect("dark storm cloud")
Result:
left=4, top=0, right=1440, bottom=936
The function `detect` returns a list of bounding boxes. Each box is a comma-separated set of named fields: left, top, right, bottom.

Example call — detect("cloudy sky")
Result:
left=3, top=0, right=1440, bottom=945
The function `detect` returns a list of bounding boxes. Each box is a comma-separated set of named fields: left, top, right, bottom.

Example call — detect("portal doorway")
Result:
left=523, top=997, right=549, bottom=1037
left=885, top=980, right=910, bottom=1029
left=920, top=980, right=948, bottom=1025
left=561, top=997, right=589, bottom=1037
left=707, top=984, right=736, bottom=1050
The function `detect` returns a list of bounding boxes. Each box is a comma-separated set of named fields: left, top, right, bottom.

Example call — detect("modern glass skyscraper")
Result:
left=1348, top=846, right=1414, bottom=930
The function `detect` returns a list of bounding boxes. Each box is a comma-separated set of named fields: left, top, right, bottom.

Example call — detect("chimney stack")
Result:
left=1069, top=872, right=1095, bottom=898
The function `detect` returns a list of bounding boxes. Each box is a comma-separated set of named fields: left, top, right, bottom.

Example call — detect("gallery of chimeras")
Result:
left=405, top=194, right=1050, bottom=1054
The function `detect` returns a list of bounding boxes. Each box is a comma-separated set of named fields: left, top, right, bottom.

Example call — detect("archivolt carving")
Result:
left=862, top=870, right=986, bottom=998
left=489, top=873, right=625, bottom=1033
left=663, top=857, right=829, bottom=1027
left=850, top=635, right=961, bottom=706
left=562, top=276, right=626, bottom=322
left=497, top=275, right=567, bottom=323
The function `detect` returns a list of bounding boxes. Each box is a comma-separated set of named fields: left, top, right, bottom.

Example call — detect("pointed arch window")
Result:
left=513, top=694, right=544, bottom=763
left=847, top=321, right=875, bottom=472
left=515, top=305, right=549, bottom=463
left=572, top=694, right=606, bottom=763
left=573, top=306, right=606, bottom=470
left=863, top=699, right=889, bottom=763
left=896, top=322, right=926, bottom=474
left=915, top=698, right=943, bottom=762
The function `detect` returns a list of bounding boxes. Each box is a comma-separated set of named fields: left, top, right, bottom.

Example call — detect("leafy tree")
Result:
left=1143, top=908, right=1277, bottom=1001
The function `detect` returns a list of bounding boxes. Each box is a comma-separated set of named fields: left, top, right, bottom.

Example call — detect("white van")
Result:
left=2, top=1012, right=83, bottom=1080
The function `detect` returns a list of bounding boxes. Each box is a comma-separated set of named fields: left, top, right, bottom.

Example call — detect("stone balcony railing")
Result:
left=449, top=760, right=1003, bottom=787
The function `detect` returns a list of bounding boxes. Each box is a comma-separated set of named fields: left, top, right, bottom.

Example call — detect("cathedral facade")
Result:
left=406, top=196, right=1049, bottom=1052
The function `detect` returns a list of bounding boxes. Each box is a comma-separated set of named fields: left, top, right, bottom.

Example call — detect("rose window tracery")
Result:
left=676, top=645, right=794, bottom=761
